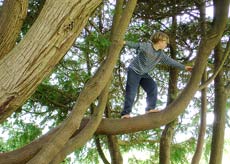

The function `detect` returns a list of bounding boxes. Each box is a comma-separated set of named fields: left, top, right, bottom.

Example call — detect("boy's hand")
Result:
left=185, top=66, right=193, bottom=72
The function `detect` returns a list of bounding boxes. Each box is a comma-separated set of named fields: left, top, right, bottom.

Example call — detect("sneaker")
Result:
left=145, top=109, right=160, bottom=114
left=121, top=114, right=131, bottom=119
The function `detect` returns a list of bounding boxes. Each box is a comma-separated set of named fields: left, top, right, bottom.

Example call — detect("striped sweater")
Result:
left=125, top=41, right=185, bottom=75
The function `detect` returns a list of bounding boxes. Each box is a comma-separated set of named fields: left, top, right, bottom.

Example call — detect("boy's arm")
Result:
left=160, top=52, right=192, bottom=71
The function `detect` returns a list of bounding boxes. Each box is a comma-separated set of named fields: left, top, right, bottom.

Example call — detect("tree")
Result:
left=0, top=0, right=229, bottom=163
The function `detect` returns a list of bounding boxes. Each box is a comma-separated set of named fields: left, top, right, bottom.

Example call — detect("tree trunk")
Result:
left=95, top=136, right=110, bottom=164
left=105, top=105, right=123, bottom=164
left=27, top=0, right=137, bottom=163
left=0, top=0, right=28, bottom=59
left=159, top=120, right=177, bottom=164
left=192, top=71, right=207, bottom=164
left=159, top=15, right=178, bottom=164
left=108, top=135, right=123, bottom=164
left=0, top=0, right=102, bottom=123
left=209, top=42, right=227, bottom=164
left=106, top=1, right=124, bottom=163
left=0, top=0, right=138, bottom=162
left=191, top=1, right=207, bottom=163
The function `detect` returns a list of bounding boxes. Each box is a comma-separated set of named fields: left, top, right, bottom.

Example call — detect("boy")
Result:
left=121, top=32, right=192, bottom=119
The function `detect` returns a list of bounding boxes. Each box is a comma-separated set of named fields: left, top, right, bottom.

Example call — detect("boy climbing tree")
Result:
left=121, top=32, right=193, bottom=118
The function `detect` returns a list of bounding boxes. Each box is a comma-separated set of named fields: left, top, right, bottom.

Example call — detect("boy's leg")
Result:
left=121, top=68, right=140, bottom=117
left=140, top=76, right=158, bottom=112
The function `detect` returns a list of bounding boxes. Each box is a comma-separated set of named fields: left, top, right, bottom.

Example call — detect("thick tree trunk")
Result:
left=209, top=42, right=227, bottom=164
left=0, top=0, right=102, bottom=123
left=0, top=0, right=28, bottom=59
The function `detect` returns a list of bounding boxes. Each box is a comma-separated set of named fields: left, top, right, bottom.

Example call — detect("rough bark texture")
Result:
left=0, top=0, right=102, bottom=123
left=0, top=0, right=103, bottom=163
left=26, top=0, right=137, bottom=163
left=0, top=0, right=28, bottom=59
left=209, top=42, right=227, bottom=164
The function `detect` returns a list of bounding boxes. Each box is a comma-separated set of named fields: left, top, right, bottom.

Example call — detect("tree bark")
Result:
left=27, top=0, right=137, bottom=163
left=106, top=1, right=124, bottom=163
left=159, top=120, right=177, bottom=164
left=159, top=15, right=178, bottom=164
left=0, top=0, right=28, bottom=59
left=192, top=70, right=207, bottom=164
left=0, top=0, right=102, bottom=123
left=0, top=0, right=137, bottom=162
left=95, top=136, right=110, bottom=164
left=191, top=1, right=207, bottom=163
left=108, top=135, right=123, bottom=164
left=209, top=42, right=227, bottom=164
left=50, top=82, right=110, bottom=164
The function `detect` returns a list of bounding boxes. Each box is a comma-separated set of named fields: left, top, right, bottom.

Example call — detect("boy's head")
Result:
left=150, top=32, right=169, bottom=44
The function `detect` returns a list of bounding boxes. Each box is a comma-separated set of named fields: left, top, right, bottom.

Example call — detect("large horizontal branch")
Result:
left=0, top=111, right=162, bottom=164
left=0, top=112, right=188, bottom=163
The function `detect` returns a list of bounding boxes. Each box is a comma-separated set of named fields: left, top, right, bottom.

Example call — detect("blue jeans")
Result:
left=121, top=68, right=158, bottom=116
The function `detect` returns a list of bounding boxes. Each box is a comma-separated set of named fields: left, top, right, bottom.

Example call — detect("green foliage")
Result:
left=0, top=119, right=41, bottom=152
left=171, top=138, right=196, bottom=164
left=203, top=138, right=212, bottom=161
left=86, top=32, right=111, bottom=52
left=128, top=155, right=158, bottom=164
left=74, top=140, right=101, bottom=164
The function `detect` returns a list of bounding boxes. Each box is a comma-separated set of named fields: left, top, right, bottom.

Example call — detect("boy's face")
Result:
left=159, top=39, right=168, bottom=50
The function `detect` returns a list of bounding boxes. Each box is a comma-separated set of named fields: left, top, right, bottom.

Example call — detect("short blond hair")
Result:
left=150, top=32, right=169, bottom=44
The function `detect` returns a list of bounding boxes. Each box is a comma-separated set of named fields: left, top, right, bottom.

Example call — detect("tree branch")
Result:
left=0, top=0, right=28, bottom=59
left=50, top=81, right=110, bottom=164
left=27, top=0, right=137, bottom=163
left=198, top=38, right=230, bottom=90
